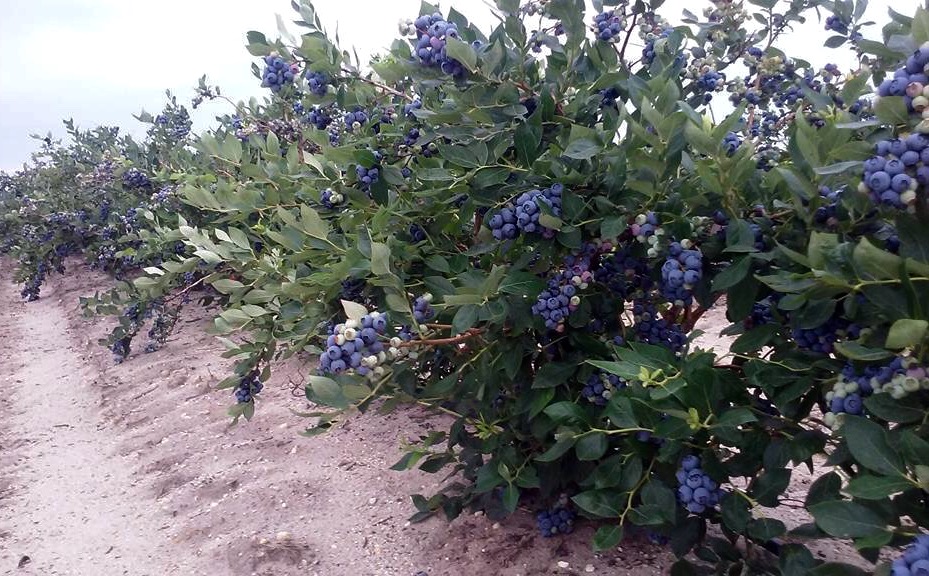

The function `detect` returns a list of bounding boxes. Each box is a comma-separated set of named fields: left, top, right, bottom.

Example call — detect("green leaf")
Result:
left=437, top=143, right=481, bottom=168
left=731, top=324, right=779, bottom=354
left=603, top=396, right=638, bottom=429
left=814, top=161, right=862, bottom=176
left=371, top=241, right=391, bottom=276
left=572, top=489, right=623, bottom=518
left=502, top=484, right=519, bottom=513
left=562, top=138, right=602, bottom=160
left=713, top=256, right=753, bottom=291
left=844, top=475, right=913, bottom=499
left=306, top=375, right=349, bottom=409
left=715, top=407, right=757, bottom=427
left=498, top=271, right=546, bottom=297
left=544, top=401, right=588, bottom=424
left=592, top=525, right=623, bottom=551
left=874, top=96, right=910, bottom=125
left=806, top=472, right=842, bottom=507
left=901, top=432, right=929, bottom=464
left=841, top=416, right=905, bottom=477
left=779, top=544, right=816, bottom=576
left=810, top=500, right=887, bottom=537
left=913, top=6, right=929, bottom=44
left=514, top=121, right=542, bottom=167
left=212, top=278, right=245, bottom=293
left=600, top=216, right=626, bottom=239
left=749, top=468, right=791, bottom=507
left=341, top=300, right=368, bottom=321
left=535, top=436, right=575, bottom=462
left=452, top=304, right=479, bottom=334
left=299, top=204, right=330, bottom=241
left=721, top=494, right=751, bottom=533
left=863, top=394, right=926, bottom=423
left=576, top=432, right=608, bottom=461
left=532, top=362, right=576, bottom=388
left=834, top=341, right=894, bottom=361
left=747, top=518, right=786, bottom=541
left=444, top=36, right=478, bottom=72
left=640, top=482, right=677, bottom=522
left=885, top=319, right=928, bottom=349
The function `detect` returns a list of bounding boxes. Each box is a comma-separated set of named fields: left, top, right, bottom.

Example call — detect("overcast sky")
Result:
left=0, top=0, right=893, bottom=172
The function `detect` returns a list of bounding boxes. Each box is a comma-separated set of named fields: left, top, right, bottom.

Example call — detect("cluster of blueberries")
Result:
left=487, top=184, right=563, bottom=240
left=876, top=45, right=929, bottom=114
left=339, top=278, right=366, bottom=302
left=412, top=13, right=465, bottom=76
left=790, top=315, right=861, bottom=355
left=659, top=241, right=703, bottom=307
left=261, top=53, right=298, bottom=93
left=722, top=131, right=742, bottom=156
left=824, top=358, right=929, bottom=428
left=111, top=338, right=131, bottom=364
left=676, top=455, right=724, bottom=515
left=355, top=165, right=380, bottom=191
left=409, top=223, right=427, bottom=243
left=320, top=188, right=344, bottom=209
left=403, top=99, right=423, bottom=118
left=122, top=168, right=151, bottom=190
left=824, top=15, right=849, bottom=35
left=306, top=71, right=329, bottom=96
left=599, top=87, right=621, bottom=108
left=343, top=107, right=369, bottom=132
left=860, top=134, right=928, bottom=211
left=20, top=260, right=48, bottom=301
left=319, top=312, right=389, bottom=376
left=302, top=106, right=333, bottom=131
left=594, top=9, right=625, bottom=42
left=594, top=247, right=653, bottom=302
left=632, top=300, right=687, bottom=353
left=536, top=506, right=575, bottom=537
left=412, top=294, right=435, bottom=323
left=891, top=535, right=929, bottom=576
left=234, top=371, right=264, bottom=404
left=532, top=253, right=591, bottom=331
left=582, top=370, right=625, bottom=405
left=812, top=185, right=842, bottom=227
left=641, top=28, right=671, bottom=65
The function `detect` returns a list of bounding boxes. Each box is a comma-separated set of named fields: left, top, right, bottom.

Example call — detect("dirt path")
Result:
left=0, top=272, right=199, bottom=574
left=0, top=262, right=673, bottom=575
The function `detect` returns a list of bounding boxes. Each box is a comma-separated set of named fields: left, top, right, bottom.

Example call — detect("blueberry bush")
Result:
left=4, top=0, right=929, bottom=572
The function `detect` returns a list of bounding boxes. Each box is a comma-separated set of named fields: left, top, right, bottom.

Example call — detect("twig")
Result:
left=618, top=12, right=639, bottom=64
left=398, top=328, right=484, bottom=348
left=340, top=68, right=414, bottom=102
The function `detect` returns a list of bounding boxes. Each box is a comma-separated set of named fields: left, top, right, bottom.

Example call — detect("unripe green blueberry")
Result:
left=903, top=376, right=921, bottom=392
left=914, top=95, right=929, bottom=112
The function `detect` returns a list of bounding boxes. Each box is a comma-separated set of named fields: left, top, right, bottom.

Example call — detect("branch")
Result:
left=618, top=12, right=639, bottom=64
left=341, top=68, right=414, bottom=102
left=398, top=328, right=484, bottom=348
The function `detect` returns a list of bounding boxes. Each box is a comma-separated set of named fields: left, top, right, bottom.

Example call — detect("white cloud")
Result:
left=0, top=0, right=897, bottom=171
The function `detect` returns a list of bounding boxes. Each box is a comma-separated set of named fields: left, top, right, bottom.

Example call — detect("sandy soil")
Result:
left=0, top=260, right=674, bottom=575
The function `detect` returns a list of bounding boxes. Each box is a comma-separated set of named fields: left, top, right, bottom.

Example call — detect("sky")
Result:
left=0, top=0, right=894, bottom=172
